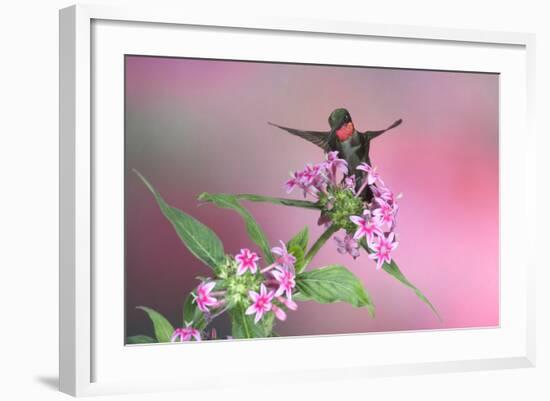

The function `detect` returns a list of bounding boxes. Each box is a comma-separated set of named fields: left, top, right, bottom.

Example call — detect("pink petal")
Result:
left=205, top=295, right=217, bottom=305
left=271, top=247, right=283, bottom=256
left=273, top=306, right=287, bottom=321
left=274, top=286, right=285, bottom=297
left=236, top=265, right=247, bottom=276
left=271, top=270, right=283, bottom=281
left=203, top=281, right=216, bottom=293
left=286, top=299, right=297, bottom=310
left=259, top=283, right=267, bottom=296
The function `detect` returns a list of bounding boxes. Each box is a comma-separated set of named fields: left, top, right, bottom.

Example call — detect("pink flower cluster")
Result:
left=171, top=282, right=225, bottom=342
left=348, top=162, right=401, bottom=269
left=171, top=241, right=299, bottom=342
left=171, top=323, right=201, bottom=342
left=285, top=152, right=401, bottom=270
left=246, top=282, right=298, bottom=323
left=244, top=242, right=298, bottom=323
left=285, top=151, right=351, bottom=198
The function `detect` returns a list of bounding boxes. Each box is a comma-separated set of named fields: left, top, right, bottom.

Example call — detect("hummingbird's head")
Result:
left=329, top=108, right=354, bottom=142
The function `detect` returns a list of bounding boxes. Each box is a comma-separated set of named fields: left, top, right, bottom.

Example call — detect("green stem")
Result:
left=300, top=225, right=340, bottom=273
left=241, top=307, right=252, bottom=338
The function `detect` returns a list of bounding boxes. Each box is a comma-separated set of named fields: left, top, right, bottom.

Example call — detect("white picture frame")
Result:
left=59, top=4, right=536, bottom=397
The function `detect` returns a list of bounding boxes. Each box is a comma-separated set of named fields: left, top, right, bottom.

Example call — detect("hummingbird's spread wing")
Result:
left=364, top=118, right=403, bottom=140
left=268, top=122, right=330, bottom=152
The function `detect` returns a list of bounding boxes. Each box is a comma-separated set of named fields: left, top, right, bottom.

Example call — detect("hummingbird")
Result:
left=269, top=108, right=402, bottom=201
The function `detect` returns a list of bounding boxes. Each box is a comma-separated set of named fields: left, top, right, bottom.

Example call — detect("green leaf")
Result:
left=288, top=245, right=305, bottom=272
left=183, top=292, right=207, bottom=330
left=287, top=226, right=309, bottom=252
left=291, top=292, right=310, bottom=302
left=230, top=304, right=274, bottom=339
left=234, top=194, right=321, bottom=210
left=126, top=335, right=157, bottom=344
left=198, top=193, right=274, bottom=264
left=135, top=170, right=225, bottom=270
left=295, top=265, right=375, bottom=317
left=359, top=240, right=440, bottom=319
left=137, top=306, right=175, bottom=343
left=383, top=259, right=440, bottom=319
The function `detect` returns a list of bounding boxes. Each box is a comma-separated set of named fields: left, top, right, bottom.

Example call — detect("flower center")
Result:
left=325, top=188, right=365, bottom=232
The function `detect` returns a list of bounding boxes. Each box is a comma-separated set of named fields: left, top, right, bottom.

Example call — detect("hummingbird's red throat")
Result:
left=336, top=122, right=354, bottom=141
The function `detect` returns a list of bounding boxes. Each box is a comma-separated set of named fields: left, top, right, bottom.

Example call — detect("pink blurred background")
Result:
left=125, top=55, right=499, bottom=339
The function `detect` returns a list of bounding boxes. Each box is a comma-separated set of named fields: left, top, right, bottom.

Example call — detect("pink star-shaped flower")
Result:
left=245, top=283, right=274, bottom=323
left=301, top=164, right=322, bottom=186
left=298, top=164, right=325, bottom=197
left=235, top=248, right=260, bottom=276
left=374, top=185, right=402, bottom=208
left=357, top=162, right=384, bottom=186
left=334, top=234, right=361, bottom=259
left=323, top=151, right=349, bottom=181
left=368, top=232, right=399, bottom=270
left=271, top=240, right=297, bottom=271
left=350, top=211, right=384, bottom=244
left=271, top=266, right=296, bottom=300
left=372, top=199, right=395, bottom=228
left=192, top=281, right=218, bottom=313
left=285, top=161, right=334, bottom=199
left=285, top=171, right=303, bottom=194
left=311, top=169, right=328, bottom=193
left=171, top=323, right=201, bottom=342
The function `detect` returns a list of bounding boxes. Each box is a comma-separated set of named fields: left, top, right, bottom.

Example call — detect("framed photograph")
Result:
left=59, top=4, right=536, bottom=396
